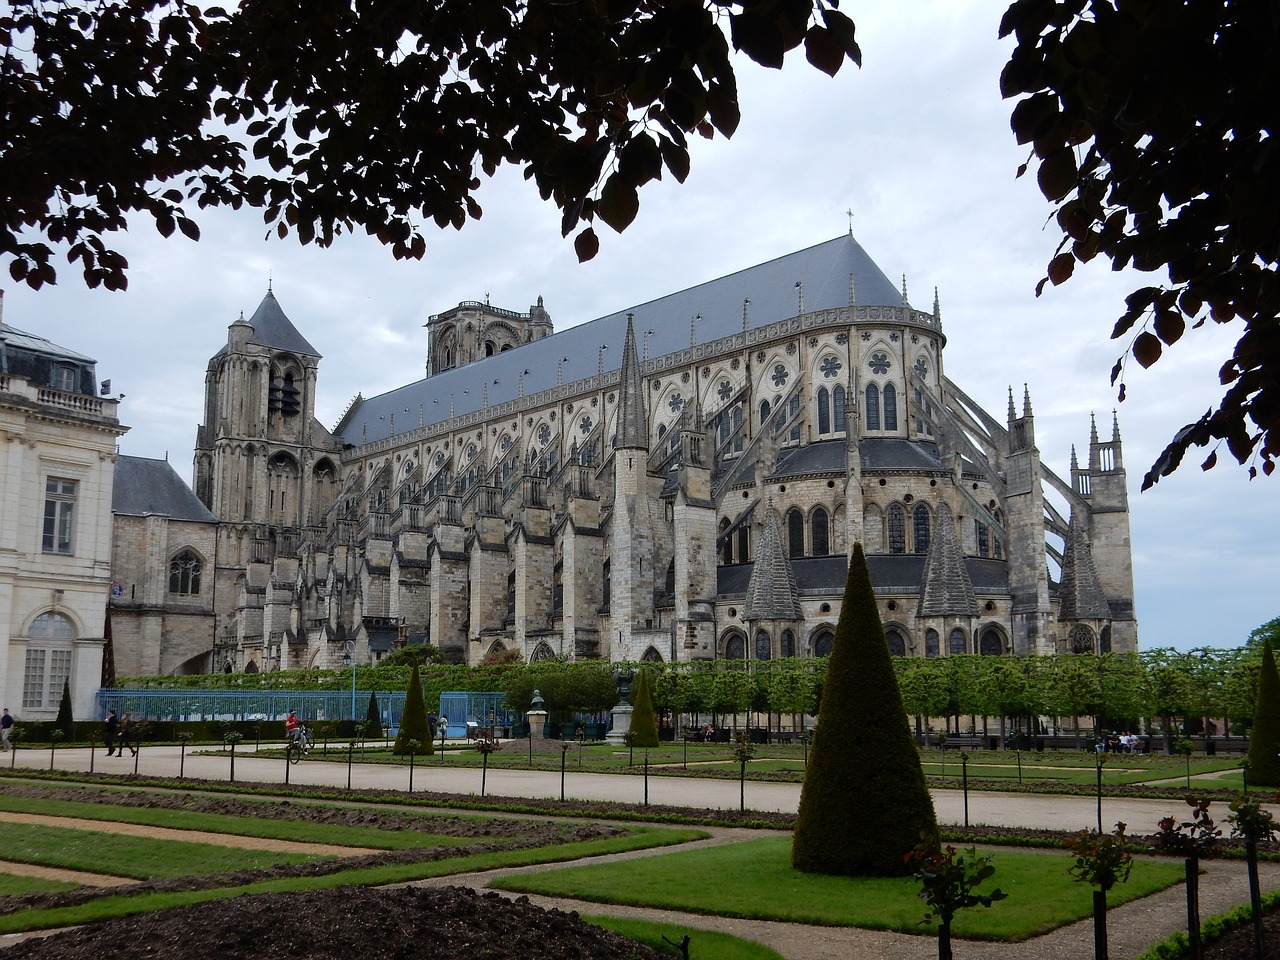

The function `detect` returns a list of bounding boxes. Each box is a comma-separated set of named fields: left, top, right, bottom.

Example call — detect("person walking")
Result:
left=1, top=708, right=13, bottom=751
left=119, top=712, right=137, bottom=756
left=104, top=710, right=119, bottom=756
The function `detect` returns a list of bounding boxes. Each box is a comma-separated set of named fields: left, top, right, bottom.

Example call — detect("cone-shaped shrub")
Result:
left=1247, top=640, right=1280, bottom=785
left=630, top=669, right=660, bottom=748
left=394, top=663, right=433, bottom=755
left=365, top=691, right=383, bottom=739
left=792, top=543, right=937, bottom=875
left=56, top=680, right=75, bottom=739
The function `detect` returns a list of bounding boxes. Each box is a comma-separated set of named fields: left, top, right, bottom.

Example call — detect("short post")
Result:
left=49, top=729, right=64, bottom=771
left=177, top=731, right=192, bottom=779
left=560, top=742, right=570, bottom=802
left=346, top=737, right=355, bottom=790
left=1096, top=754, right=1105, bottom=834
left=961, top=752, right=969, bottom=828
left=407, top=739, right=420, bottom=792
left=644, top=752, right=650, bottom=806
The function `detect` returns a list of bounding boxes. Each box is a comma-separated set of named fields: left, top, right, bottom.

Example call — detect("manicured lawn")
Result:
left=0, top=872, right=80, bottom=896
left=0, top=792, right=480, bottom=850
left=585, top=915, right=784, bottom=960
left=493, top=836, right=1186, bottom=940
left=0, top=821, right=321, bottom=879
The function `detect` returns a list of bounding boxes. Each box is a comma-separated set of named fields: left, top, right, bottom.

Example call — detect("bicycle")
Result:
left=286, top=725, right=314, bottom=764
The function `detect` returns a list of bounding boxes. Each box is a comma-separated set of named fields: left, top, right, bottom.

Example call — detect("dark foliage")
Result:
left=365, top=691, right=383, bottom=739
left=1001, top=0, right=1280, bottom=485
left=2, top=0, right=858, bottom=291
left=629, top=669, right=659, bottom=749
left=1247, top=641, right=1280, bottom=786
left=792, top=543, right=937, bottom=875
left=55, top=681, right=74, bottom=740
left=393, top=664, right=432, bottom=756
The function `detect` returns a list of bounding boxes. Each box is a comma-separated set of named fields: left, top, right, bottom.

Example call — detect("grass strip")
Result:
left=0, top=792, right=470, bottom=850
left=494, top=836, right=1185, bottom=940
left=0, top=873, right=80, bottom=896
left=0, top=821, right=319, bottom=879
left=0, top=826, right=706, bottom=934
left=584, top=914, right=784, bottom=960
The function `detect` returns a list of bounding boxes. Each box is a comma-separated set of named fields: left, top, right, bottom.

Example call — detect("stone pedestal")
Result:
left=526, top=709, right=548, bottom=740
left=606, top=703, right=634, bottom=745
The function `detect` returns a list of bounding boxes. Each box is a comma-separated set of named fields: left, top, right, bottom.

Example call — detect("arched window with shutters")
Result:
left=883, top=383, right=898, bottom=430
left=787, top=508, right=805, bottom=557
left=913, top=504, right=930, bottom=555
left=811, top=506, right=829, bottom=556
left=949, top=627, right=967, bottom=655
left=888, top=504, right=906, bottom=554
left=865, top=383, right=881, bottom=430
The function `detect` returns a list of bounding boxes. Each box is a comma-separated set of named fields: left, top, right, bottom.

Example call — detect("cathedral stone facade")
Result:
left=175, top=235, right=1136, bottom=674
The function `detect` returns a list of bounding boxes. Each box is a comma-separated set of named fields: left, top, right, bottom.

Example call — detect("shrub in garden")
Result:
left=394, top=664, right=433, bottom=755
left=365, top=691, right=383, bottom=739
left=792, top=543, right=937, bottom=875
left=55, top=680, right=75, bottom=740
left=629, top=669, right=659, bottom=748
left=1246, top=639, right=1280, bottom=786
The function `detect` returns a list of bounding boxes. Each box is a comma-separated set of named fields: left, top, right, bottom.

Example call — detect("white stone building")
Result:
left=0, top=303, right=126, bottom=718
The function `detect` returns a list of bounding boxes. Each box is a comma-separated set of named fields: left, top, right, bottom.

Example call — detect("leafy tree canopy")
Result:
left=1001, top=0, right=1280, bottom=487
left=1, top=0, right=858, bottom=291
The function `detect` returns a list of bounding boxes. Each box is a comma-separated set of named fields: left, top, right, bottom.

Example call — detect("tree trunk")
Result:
left=1093, top=889, right=1108, bottom=960
left=1247, top=839, right=1264, bottom=960
left=938, top=919, right=952, bottom=960
left=1186, top=857, right=1202, bottom=960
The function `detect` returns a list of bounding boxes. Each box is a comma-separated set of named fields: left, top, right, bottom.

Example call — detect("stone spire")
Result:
left=918, top=502, right=979, bottom=617
left=744, top=509, right=803, bottom=621
left=615, top=313, right=648, bottom=451
left=1058, top=509, right=1112, bottom=621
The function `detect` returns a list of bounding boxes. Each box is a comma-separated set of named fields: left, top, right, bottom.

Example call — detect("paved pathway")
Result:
left=6, top=743, right=1280, bottom=959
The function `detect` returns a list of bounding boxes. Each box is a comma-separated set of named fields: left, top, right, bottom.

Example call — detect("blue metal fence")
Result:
left=95, top=688, right=517, bottom=737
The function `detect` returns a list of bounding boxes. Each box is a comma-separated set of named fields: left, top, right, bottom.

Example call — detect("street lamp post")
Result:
left=342, top=640, right=356, bottom=721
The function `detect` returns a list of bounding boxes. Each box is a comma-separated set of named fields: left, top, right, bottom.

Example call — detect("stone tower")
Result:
left=1003, top=386, right=1053, bottom=654
left=425, top=297, right=553, bottom=377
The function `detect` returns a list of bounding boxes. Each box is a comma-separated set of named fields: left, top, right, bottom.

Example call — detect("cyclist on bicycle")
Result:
left=285, top=710, right=305, bottom=749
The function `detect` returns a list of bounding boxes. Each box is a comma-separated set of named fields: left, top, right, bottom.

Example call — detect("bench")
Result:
left=939, top=735, right=984, bottom=751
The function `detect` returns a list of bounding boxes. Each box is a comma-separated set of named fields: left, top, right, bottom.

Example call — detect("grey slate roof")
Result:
left=214, top=291, right=321, bottom=360
left=1058, top=511, right=1112, bottom=620
left=918, top=502, right=979, bottom=617
left=113, top=456, right=218, bottom=522
left=718, top=554, right=1009, bottom=598
left=0, top=322, right=96, bottom=364
left=858, top=438, right=946, bottom=472
left=340, top=234, right=905, bottom=446
left=767, top=440, right=847, bottom=480
left=743, top=509, right=803, bottom=621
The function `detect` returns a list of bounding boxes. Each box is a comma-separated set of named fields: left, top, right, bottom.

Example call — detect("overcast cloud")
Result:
left=4, top=1, right=1274, bottom=651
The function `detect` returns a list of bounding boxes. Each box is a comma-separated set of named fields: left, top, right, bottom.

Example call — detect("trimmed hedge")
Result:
left=1246, top=639, right=1280, bottom=785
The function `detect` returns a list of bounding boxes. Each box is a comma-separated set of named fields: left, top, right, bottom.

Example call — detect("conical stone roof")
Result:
left=744, top=508, right=803, bottom=621
left=1059, top=510, right=1112, bottom=620
left=918, top=502, right=979, bottom=617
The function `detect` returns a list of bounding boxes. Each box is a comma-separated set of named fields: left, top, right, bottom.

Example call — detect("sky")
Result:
left=3, top=1, right=1274, bottom=652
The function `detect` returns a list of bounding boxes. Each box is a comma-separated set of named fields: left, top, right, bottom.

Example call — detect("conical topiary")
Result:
left=56, top=679, right=75, bottom=740
left=792, top=543, right=937, bottom=875
left=1247, top=639, right=1280, bottom=786
left=630, top=668, right=660, bottom=748
left=365, top=691, right=383, bottom=739
left=394, top=663, right=433, bottom=755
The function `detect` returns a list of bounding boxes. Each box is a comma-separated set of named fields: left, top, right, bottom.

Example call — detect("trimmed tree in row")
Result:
left=1245, top=640, right=1280, bottom=786
left=394, top=663, right=433, bottom=755
left=793, top=543, right=937, bottom=876
left=629, top=669, right=659, bottom=748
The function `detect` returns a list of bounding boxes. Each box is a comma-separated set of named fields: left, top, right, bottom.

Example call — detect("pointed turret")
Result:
left=918, top=503, right=978, bottom=617
left=615, top=314, right=648, bottom=451
left=1058, top=510, right=1112, bottom=621
left=744, top=508, right=803, bottom=622
left=244, top=290, right=321, bottom=358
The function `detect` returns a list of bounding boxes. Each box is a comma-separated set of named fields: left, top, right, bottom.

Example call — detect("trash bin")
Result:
left=1205, top=739, right=1217, bottom=756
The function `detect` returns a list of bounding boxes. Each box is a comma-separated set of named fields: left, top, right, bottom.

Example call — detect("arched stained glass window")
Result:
left=886, top=629, right=906, bottom=657
left=979, top=628, right=1003, bottom=656
left=780, top=630, right=795, bottom=658
left=756, top=630, right=772, bottom=660
left=888, top=504, right=906, bottom=554
left=925, top=629, right=939, bottom=658
left=787, top=509, right=805, bottom=557
left=169, top=550, right=202, bottom=595
left=813, top=630, right=835, bottom=657
left=949, top=628, right=967, bottom=655
left=817, top=386, right=831, bottom=435
left=883, top=383, right=898, bottom=430
left=811, top=507, right=829, bottom=556
left=913, top=504, right=930, bottom=555
left=833, top=385, right=847, bottom=432
left=725, top=633, right=746, bottom=660
left=865, top=383, right=881, bottom=430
